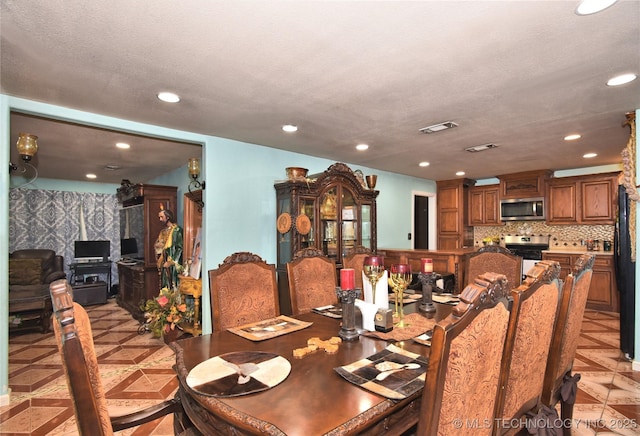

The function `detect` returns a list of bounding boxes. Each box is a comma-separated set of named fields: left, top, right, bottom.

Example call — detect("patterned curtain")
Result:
left=9, top=188, right=120, bottom=282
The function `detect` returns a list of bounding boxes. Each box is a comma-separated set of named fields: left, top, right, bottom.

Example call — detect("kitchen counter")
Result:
left=542, top=248, right=613, bottom=256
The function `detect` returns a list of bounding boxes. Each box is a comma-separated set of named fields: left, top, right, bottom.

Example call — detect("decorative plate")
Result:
left=277, top=212, right=292, bottom=234
left=186, top=351, right=291, bottom=397
left=295, top=214, right=311, bottom=235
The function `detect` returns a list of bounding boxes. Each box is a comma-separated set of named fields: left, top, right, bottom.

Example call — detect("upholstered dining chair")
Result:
left=49, top=279, right=197, bottom=435
left=208, top=252, right=279, bottom=332
left=493, top=259, right=562, bottom=435
left=541, top=253, right=595, bottom=435
left=415, top=271, right=513, bottom=436
left=465, top=245, right=523, bottom=290
left=342, top=245, right=373, bottom=291
left=286, top=247, right=337, bottom=315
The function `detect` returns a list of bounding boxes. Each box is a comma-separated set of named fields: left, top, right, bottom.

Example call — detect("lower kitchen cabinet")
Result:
left=541, top=252, right=618, bottom=312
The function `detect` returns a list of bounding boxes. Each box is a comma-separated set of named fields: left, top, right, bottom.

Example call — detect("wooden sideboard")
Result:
left=377, top=248, right=476, bottom=293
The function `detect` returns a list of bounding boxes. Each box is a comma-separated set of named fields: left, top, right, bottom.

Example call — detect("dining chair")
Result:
left=541, top=253, right=595, bottom=435
left=342, top=245, right=373, bottom=291
left=286, top=247, right=337, bottom=315
left=465, top=245, right=523, bottom=290
left=415, top=271, right=513, bottom=436
left=49, top=279, right=197, bottom=436
left=208, top=251, right=279, bottom=331
left=493, top=259, right=562, bottom=435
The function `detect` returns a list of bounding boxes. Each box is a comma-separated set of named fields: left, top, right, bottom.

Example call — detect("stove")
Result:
left=503, top=235, right=550, bottom=278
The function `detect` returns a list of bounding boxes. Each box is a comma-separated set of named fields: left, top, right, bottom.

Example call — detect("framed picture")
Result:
left=190, top=227, right=202, bottom=279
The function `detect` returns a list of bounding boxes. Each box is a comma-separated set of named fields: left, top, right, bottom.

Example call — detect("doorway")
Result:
left=412, top=192, right=436, bottom=250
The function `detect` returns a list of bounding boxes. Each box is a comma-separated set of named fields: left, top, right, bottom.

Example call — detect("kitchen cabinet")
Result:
left=546, top=172, right=618, bottom=225
left=498, top=170, right=551, bottom=199
left=468, top=184, right=500, bottom=226
left=541, top=252, right=618, bottom=312
left=116, top=183, right=177, bottom=320
left=437, top=178, right=475, bottom=249
left=274, top=163, right=378, bottom=314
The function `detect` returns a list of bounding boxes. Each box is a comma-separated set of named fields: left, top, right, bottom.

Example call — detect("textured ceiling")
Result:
left=2, top=1, right=639, bottom=184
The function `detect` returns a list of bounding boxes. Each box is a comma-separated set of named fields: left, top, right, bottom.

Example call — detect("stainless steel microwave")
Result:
left=500, top=197, right=545, bottom=221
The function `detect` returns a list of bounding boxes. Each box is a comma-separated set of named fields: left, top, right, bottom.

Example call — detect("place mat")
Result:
left=187, top=351, right=291, bottom=397
left=413, top=329, right=434, bottom=347
left=334, top=344, right=428, bottom=400
left=228, top=315, right=312, bottom=341
left=432, top=293, right=460, bottom=305
left=312, top=304, right=342, bottom=319
left=362, top=313, right=436, bottom=342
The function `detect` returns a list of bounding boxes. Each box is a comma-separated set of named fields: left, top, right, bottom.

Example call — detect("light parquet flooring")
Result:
left=1, top=301, right=638, bottom=434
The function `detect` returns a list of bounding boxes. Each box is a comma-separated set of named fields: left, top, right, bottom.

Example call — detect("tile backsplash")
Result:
left=473, top=222, right=614, bottom=248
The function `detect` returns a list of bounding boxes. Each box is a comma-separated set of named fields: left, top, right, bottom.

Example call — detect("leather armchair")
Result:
left=9, top=249, right=66, bottom=333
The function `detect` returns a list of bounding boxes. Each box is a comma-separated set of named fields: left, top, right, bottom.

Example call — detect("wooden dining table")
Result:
left=172, top=302, right=452, bottom=436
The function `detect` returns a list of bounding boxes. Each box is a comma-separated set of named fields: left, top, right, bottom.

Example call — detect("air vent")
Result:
left=104, top=164, right=121, bottom=170
left=465, top=143, right=498, bottom=152
left=419, top=121, right=458, bottom=134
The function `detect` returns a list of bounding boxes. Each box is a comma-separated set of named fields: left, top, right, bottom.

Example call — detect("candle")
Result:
left=421, top=258, right=433, bottom=274
left=340, top=268, right=356, bottom=290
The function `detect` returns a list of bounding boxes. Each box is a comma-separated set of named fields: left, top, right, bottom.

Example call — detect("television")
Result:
left=74, top=240, right=111, bottom=262
left=120, top=237, right=141, bottom=260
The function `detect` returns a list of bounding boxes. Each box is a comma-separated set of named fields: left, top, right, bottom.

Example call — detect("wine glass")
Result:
left=363, top=256, right=384, bottom=304
left=389, top=263, right=412, bottom=327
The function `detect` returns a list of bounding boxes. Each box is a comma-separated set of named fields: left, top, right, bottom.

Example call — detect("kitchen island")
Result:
left=377, top=247, right=477, bottom=293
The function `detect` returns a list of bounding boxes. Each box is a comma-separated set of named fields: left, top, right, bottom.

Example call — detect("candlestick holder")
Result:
left=336, top=287, right=361, bottom=341
left=418, top=272, right=439, bottom=317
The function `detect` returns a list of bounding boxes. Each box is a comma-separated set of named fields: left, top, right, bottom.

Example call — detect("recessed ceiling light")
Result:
left=157, top=92, right=180, bottom=103
left=356, top=143, right=369, bottom=151
left=116, top=142, right=130, bottom=149
left=583, top=153, right=597, bottom=158
left=456, top=171, right=466, bottom=176
left=282, top=124, right=298, bottom=133
left=564, top=134, right=581, bottom=141
left=86, top=173, right=97, bottom=179
left=607, top=73, right=637, bottom=86
left=419, top=161, right=430, bottom=167
left=419, top=121, right=458, bottom=134
left=575, top=0, right=618, bottom=15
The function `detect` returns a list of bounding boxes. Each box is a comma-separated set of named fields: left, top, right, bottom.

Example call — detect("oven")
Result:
left=503, top=235, right=550, bottom=279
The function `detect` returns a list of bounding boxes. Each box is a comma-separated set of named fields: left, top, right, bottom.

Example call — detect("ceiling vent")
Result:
left=419, top=121, right=458, bottom=134
left=465, top=143, right=498, bottom=153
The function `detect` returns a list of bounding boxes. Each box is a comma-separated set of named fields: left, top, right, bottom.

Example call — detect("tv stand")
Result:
left=69, top=260, right=112, bottom=291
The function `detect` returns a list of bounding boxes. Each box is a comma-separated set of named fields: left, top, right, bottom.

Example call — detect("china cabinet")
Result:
left=116, top=183, right=177, bottom=320
left=274, top=163, right=378, bottom=314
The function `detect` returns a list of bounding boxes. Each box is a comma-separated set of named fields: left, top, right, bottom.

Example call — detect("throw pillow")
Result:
left=9, top=259, right=43, bottom=285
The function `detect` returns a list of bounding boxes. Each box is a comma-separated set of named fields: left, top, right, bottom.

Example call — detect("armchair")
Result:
left=9, top=249, right=66, bottom=333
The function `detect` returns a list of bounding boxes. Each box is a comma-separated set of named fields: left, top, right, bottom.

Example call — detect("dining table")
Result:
left=171, top=300, right=454, bottom=435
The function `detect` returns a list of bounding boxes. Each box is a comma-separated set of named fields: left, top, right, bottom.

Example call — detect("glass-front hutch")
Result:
left=274, top=163, right=378, bottom=314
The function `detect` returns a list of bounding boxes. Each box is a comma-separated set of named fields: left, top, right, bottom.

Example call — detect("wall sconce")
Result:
left=187, top=157, right=205, bottom=209
left=9, top=133, right=39, bottom=187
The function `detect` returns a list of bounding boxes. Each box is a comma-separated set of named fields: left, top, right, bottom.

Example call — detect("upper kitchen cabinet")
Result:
left=468, top=184, right=500, bottom=226
left=547, top=172, right=618, bottom=225
left=437, top=178, right=475, bottom=249
left=498, top=170, right=552, bottom=199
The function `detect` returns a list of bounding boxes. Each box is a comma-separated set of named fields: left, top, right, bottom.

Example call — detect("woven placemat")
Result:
left=362, top=313, right=436, bottom=341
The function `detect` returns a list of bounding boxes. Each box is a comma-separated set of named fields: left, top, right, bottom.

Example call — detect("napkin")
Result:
left=362, top=270, right=389, bottom=310
left=355, top=299, right=377, bottom=331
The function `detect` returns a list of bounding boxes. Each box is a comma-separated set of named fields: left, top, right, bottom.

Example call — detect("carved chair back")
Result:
left=416, top=272, right=512, bottom=436
left=342, top=245, right=373, bottom=291
left=541, top=254, right=595, bottom=428
left=209, top=252, right=280, bottom=331
left=494, top=260, right=562, bottom=434
left=49, top=279, right=185, bottom=435
left=466, top=245, right=522, bottom=290
left=287, top=247, right=337, bottom=315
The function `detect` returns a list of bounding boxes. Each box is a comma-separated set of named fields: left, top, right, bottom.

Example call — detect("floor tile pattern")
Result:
left=1, top=301, right=638, bottom=434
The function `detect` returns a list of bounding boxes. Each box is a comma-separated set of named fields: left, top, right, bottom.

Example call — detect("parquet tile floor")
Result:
left=1, top=300, right=638, bottom=435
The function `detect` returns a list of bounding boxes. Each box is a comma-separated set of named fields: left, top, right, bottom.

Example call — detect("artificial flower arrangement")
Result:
left=142, top=286, right=187, bottom=337
left=482, top=236, right=501, bottom=245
